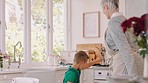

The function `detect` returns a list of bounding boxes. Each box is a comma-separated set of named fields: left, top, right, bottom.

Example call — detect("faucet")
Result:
left=8, top=41, right=22, bottom=68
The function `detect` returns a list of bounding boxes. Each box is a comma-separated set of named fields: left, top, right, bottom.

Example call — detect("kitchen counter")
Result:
left=0, top=68, right=26, bottom=75
left=21, top=65, right=68, bottom=70
left=92, top=66, right=109, bottom=70
left=0, top=65, right=68, bottom=83
left=0, top=65, right=69, bottom=75
left=0, top=65, right=110, bottom=83
left=0, top=64, right=110, bottom=75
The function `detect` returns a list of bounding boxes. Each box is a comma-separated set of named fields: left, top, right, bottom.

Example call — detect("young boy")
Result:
left=63, top=51, right=101, bottom=83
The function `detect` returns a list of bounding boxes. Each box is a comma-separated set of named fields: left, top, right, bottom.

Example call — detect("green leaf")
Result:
left=140, top=49, right=148, bottom=58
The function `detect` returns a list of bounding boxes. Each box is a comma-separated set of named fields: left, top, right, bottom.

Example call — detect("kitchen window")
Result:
left=0, top=0, right=68, bottom=66
left=5, top=0, right=25, bottom=62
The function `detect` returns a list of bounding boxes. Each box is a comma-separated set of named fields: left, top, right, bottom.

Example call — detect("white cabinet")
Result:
left=55, top=70, right=67, bottom=83
left=94, top=67, right=109, bottom=83
left=94, top=70, right=109, bottom=80
left=0, top=67, right=68, bottom=83
left=25, top=70, right=55, bottom=83
left=0, top=73, right=24, bottom=83
left=81, top=67, right=109, bottom=83
left=81, top=68, right=94, bottom=83
left=25, top=69, right=67, bottom=83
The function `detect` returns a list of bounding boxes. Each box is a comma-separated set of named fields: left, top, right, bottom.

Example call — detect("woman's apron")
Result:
left=104, top=29, right=128, bottom=76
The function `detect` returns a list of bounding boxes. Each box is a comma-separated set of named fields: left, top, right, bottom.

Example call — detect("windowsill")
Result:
left=0, top=65, right=68, bottom=75
left=20, top=65, right=69, bottom=70
left=3, top=63, right=68, bottom=72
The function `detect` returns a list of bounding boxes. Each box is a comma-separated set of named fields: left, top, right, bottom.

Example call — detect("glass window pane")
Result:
left=5, top=0, right=24, bottom=63
left=31, top=0, right=46, bottom=62
left=53, top=0, right=64, bottom=56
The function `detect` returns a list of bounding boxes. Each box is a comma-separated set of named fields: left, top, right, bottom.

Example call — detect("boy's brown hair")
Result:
left=73, top=51, right=89, bottom=64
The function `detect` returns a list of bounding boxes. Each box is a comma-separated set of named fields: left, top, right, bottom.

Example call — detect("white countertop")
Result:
left=0, top=65, right=109, bottom=75
left=0, top=68, right=26, bottom=75
left=21, top=65, right=69, bottom=70
left=92, top=66, right=109, bottom=70
left=0, top=65, right=69, bottom=75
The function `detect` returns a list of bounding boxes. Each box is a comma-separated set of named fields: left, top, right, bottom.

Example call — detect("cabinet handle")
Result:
left=98, top=72, right=101, bottom=74
left=107, top=73, right=110, bottom=76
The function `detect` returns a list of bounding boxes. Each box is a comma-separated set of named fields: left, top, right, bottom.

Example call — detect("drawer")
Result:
left=94, top=70, right=109, bottom=80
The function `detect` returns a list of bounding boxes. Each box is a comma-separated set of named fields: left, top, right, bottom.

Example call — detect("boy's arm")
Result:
left=79, top=57, right=101, bottom=70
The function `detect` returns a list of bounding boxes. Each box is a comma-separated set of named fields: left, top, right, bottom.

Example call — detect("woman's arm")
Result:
left=67, top=82, right=72, bottom=83
left=79, top=57, right=101, bottom=70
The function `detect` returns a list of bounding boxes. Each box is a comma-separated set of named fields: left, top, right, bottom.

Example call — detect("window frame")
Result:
left=0, top=0, right=70, bottom=67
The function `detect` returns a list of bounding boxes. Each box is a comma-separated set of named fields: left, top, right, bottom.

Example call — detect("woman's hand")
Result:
left=94, top=57, right=102, bottom=64
left=79, top=57, right=102, bottom=70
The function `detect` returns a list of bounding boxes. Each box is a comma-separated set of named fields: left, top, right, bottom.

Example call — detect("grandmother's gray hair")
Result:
left=100, top=0, right=119, bottom=10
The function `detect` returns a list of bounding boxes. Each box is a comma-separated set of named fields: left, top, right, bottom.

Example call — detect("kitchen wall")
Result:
left=125, top=0, right=148, bottom=18
left=70, top=0, right=126, bottom=50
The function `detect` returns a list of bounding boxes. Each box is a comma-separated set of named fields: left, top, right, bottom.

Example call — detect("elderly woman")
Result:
left=100, top=0, right=144, bottom=76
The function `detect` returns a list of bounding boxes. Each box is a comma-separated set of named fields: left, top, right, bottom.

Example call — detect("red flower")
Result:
left=0, top=50, right=9, bottom=59
left=121, top=13, right=148, bottom=57
left=141, top=14, right=148, bottom=31
left=121, top=20, right=130, bottom=32
left=121, top=13, right=148, bottom=36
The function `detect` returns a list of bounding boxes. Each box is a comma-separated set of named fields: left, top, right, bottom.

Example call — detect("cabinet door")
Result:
left=0, top=75, right=10, bottom=83
left=0, top=75, right=3, bottom=80
left=55, top=70, right=66, bottom=83
left=82, top=69, right=94, bottom=83
left=25, top=70, right=55, bottom=83
left=94, top=70, right=109, bottom=80
left=0, top=73, right=24, bottom=83
left=0, top=80, right=11, bottom=83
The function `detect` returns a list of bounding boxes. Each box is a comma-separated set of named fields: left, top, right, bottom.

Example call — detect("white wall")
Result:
left=71, top=0, right=107, bottom=50
left=125, top=0, right=148, bottom=18
left=70, top=0, right=125, bottom=50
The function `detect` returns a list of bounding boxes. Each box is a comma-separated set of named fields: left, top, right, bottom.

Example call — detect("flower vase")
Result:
left=144, top=55, right=148, bottom=78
